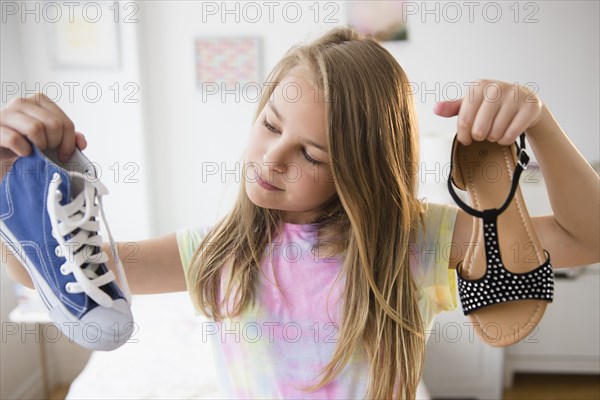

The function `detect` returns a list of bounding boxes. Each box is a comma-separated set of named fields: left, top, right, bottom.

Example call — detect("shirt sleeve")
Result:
left=176, top=226, right=212, bottom=316
left=410, top=201, right=460, bottom=324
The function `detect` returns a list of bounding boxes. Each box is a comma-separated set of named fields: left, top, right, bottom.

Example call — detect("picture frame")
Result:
left=46, top=4, right=121, bottom=70
left=347, top=0, right=409, bottom=41
left=195, top=36, right=262, bottom=92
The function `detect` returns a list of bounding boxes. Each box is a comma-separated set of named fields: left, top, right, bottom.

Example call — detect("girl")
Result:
left=2, top=26, right=598, bottom=399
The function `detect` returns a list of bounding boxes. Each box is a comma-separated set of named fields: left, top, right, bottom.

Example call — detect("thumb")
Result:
left=75, top=132, right=88, bottom=151
left=433, top=98, right=463, bottom=117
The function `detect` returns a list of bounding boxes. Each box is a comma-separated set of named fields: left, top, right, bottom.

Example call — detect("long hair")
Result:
left=186, top=26, right=427, bottom=399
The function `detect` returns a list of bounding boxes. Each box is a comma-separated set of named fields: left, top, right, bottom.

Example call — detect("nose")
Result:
left=262, top=144, right=287, bottom=173
left=262, top=159, right=285, bottom=174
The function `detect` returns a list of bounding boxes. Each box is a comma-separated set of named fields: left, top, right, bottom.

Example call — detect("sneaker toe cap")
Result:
left=79, top=299, right=134, bottom=351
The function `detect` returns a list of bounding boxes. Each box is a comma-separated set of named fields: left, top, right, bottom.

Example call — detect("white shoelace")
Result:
left=47, top=171, right=132, bottom=308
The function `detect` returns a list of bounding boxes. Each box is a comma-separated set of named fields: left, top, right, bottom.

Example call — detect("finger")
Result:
left=57, top=128, right=75, bottom=162
left=433, top=99, right=462, bottom=117
left=487, top=102, right=519, bottom=142
left=0, top=126, right=32, bottom=157
left=0, top=110, right=48, bottom=150
left=456, top=90, right=484, bottom=146
left=470, top=97, right=502, bottom=142
left=498, top=108, right=532, bottom=146
left=15, top=103, right=64, bottom=149
left=26, top=94, right=77, bottom=157
left=75, top=132, right=87, bottom=151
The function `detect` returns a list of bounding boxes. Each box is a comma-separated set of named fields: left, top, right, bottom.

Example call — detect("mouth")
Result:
left=257, top=176, right=282, bottom=191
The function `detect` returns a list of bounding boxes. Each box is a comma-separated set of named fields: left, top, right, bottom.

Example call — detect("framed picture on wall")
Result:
left=195, top=36, right=262, bottom=92
left=46, top=3, right=121, bottom=70
left=347, top=0, right=409, bottom=41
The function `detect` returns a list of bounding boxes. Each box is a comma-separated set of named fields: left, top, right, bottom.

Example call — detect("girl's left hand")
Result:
left=432, top=79, right=544, bottom=146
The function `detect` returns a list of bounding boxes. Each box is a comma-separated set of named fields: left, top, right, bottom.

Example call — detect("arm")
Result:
left=523, top=104, right=600, bottom=267
left=102, top=233, right=187, bottom=294
left=449, top=211, right=598, bottom=270
left=2, top=233, right=187, bottom=295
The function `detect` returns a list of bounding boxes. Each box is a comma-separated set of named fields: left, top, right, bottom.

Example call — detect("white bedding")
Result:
left=66, top=292, right=220, bottom=399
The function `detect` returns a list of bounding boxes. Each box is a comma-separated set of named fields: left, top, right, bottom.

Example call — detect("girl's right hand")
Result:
left=0, top=93, right=87, bottom=164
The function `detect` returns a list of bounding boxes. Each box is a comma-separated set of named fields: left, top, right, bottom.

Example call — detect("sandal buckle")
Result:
left=518, top=148, right=530, bottom=170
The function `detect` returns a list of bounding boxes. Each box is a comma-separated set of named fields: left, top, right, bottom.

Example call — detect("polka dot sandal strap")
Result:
left=456, top=213, right=555, bottom=315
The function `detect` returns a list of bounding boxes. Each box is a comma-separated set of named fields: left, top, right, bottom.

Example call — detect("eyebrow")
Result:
left=268, top=103, right=329, bottom=153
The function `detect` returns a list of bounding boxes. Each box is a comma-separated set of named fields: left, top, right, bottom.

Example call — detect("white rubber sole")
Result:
left=1, top=220, right=134, bottom=351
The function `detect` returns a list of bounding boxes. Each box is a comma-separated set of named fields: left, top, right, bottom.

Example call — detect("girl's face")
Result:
left=245, top=73, right=337, bottom=224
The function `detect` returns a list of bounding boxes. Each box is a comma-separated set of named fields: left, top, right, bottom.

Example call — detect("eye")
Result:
left=262, top=119, right=278, bottom=133
left=261, top=118, right=322, bottom=166
left=302, top=150, right=321, bottom=166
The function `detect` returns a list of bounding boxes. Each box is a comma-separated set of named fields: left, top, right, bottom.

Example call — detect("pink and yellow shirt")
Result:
left=176, top=201, right=459, bottom=399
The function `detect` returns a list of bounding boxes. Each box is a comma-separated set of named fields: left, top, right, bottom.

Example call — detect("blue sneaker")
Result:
left=0, top=144, right=133, bottom=351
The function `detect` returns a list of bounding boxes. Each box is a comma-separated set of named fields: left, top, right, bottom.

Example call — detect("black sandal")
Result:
left=447, top=133, right=554, bottom=346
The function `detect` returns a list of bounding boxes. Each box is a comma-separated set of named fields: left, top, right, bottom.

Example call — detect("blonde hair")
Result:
left=186, top=26, right=427, bottom=399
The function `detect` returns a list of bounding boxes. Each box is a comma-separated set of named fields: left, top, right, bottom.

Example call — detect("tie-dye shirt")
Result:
left=176, top=201, right=458, bottom=399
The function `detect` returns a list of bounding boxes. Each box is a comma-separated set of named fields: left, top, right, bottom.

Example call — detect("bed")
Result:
left=66, top=292, right=220, bottom=399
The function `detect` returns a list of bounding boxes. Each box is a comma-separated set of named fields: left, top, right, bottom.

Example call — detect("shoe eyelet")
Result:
left=55, top=246, right=62, bottom=257
left=55, top=190, right=63, bottom=201
left=65, top=283, right=72, bottom=293
left=60, top=265, right=68, bottom=275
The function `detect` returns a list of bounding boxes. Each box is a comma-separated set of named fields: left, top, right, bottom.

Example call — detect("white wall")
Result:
left=138, top=1, right=599, bottom=235
left=0, top=14, right=41, bottom=400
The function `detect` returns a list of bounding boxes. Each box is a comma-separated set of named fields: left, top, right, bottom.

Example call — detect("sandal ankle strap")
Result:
left=447, top=133, right=530, bottom=220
